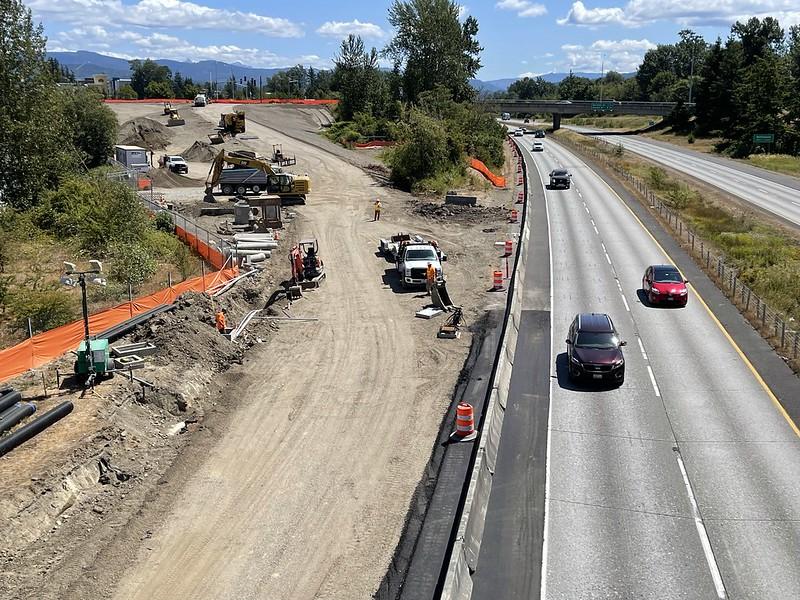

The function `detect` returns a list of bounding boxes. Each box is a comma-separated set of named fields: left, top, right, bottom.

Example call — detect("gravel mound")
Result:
left=119, top=117, right=171, bottom=150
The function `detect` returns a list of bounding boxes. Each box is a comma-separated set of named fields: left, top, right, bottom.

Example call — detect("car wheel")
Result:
left=251, top=185, right=261, bottom=193
left=221, top=185, right=233, bottom=195
left=236, top=185, right=247, bottom=195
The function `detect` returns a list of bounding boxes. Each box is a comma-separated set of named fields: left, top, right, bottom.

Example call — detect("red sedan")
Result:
left=642, top=264, right=689, bottom=306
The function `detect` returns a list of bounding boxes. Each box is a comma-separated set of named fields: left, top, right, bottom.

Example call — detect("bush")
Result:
left=687, top=132, right=695, bottom=144
left=117, top=85, right=138, bottom=100
left=613, top=143, right=625, bottom=158
left=8, top=287, right=77, bottom=333
left=109, top=242, right=157, bottom=288
left=647, top=167, right=669, bottom=190
left=386, top=109, right=450, bottom=189
left=154, top=211, right=174, bottom=233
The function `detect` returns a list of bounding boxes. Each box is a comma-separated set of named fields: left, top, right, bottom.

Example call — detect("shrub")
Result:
left=8, top=287, right=77, bottom=333
left=154, top=211, right=174, bottom=233
left=109, top=242, right=157, bottom=288
left=613, top=143, right=625, bottom=158
left=647, top=166, right=668, bottom=190
left=687, top=132, right=695, bottom=144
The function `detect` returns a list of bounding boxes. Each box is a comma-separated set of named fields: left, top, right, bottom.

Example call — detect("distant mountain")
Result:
left=472, top=71, right=636, bottom=92
left=47, top=51, right=289, bottom=83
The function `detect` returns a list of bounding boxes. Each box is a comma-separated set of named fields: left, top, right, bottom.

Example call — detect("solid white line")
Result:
left=675, top=453, right=728, bottom=599
left=621, top=294, right=630, bottom=312
left=646, top=365, right=661, bottom=397
left=604, top=253, right=612, bottom=264
left=637, top=337, right=648, bottom=360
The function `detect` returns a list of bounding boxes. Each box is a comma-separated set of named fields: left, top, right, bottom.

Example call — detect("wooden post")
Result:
left=168, top=272, right=173, bottom=288
left=128, top=282, right=133, bottom=317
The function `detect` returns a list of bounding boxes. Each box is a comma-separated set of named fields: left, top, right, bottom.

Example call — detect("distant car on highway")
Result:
left=533, top=130, right=546, bottom=138
left=548, top=169, right=571, bottom=189
left=557, top=100, right=572, bottom=104
left=642, top=264, right=688, bottom=306
left=514, top=128, right=525, bottom=137
left=532, top=141, right=544, bottom=152
left=524, top=117, right=530, bottom=123
left=566, top=313, right=626, bottom=385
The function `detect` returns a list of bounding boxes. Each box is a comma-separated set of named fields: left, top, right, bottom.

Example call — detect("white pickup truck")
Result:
left=162, top=155, right=188, bottom=174
left=396, top=243, right=444, bottom=288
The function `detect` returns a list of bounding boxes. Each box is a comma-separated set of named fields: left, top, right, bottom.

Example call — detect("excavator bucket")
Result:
left=208, top=132, right=224, bottom=144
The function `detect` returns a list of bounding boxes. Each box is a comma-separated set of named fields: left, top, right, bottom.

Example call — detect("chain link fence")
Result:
left=558, top=133, right=800, bottom=363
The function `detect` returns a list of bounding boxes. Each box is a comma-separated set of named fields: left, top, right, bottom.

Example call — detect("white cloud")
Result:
left=316, top=19, right=385, bottom=39
left=29, top=0, right=302, bottom=37
left=559, top=38, right=656, bottom=72
left=51, top=26, right=330, bottom=69
left=496, top=0, right=547, bottom=18
left=518, top=71, right=544, bottom=78
left=559, top=0, right=800, bottom=28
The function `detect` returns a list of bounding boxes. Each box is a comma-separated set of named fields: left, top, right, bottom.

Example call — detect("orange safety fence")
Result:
left=175, top=225, right=227, bottom=271
left=0, top=267, right=238, bottom=383
left=469, top=158, right=506, bottom=188
left=354, top=140, right=397, bottom=148
left=104, top=98, right=338, bottom=105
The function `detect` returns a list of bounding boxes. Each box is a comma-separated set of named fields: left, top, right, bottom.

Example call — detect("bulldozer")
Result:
left=204, top=150, right=310, bottom=204
left=290, top=239, right=325, bottom=287
left=208, top=110, right=246, bottom=144
left=166, top=108, right=185, bottom=127
left=163, top=102, right=172, bottom=115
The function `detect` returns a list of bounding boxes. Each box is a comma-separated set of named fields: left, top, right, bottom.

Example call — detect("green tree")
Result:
left=332, top=35, right=383, bottom=120
left=507, top=77, right=558, bottom=100
left=386, top=0, right=482, bottom=103
left=0, top=0, right=74, bottom=209
left=387, top=108, right=450, bottom=187
left=109, top=242, right=157, bottom=288
left=8, top=287, right=76, bottom=333
left=130, top=59, right=172, bottom=99
left=61, top=87, right=118, bottom=168
left=558, top=74, right=594, bottom=100
left=144, top=80, right=174, bottom=99
left=117, top=84, right=138, bottom=99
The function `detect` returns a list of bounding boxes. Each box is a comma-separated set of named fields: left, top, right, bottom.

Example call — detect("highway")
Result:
left=568, top=127, right=800, bottom=228
left=472, top=135, right=800, bottom=599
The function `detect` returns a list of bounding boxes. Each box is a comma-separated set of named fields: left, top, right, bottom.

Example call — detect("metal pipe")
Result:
left=0, top=401, right=73, bottom=458
left=0, top=391, right=22, bottom=413
left=0, top=402, right=37, bottom=434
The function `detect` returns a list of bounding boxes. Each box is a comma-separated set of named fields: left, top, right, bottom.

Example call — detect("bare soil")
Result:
left=0, top=102, right=514, bottom=600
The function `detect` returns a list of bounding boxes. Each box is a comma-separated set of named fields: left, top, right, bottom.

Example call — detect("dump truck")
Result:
left=194, top=94, right=208, bottom=107
left=205, top=150, right=310, bottom=204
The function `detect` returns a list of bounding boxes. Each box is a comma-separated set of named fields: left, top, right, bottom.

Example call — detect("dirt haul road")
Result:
left=108, top=107, right=485, bottom=599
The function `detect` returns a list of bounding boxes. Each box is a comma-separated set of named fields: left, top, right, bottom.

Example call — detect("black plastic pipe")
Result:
left=0, top=391, right=22, bottom=414
left=0, top=401, right=73, bottom=458
left=0, top=402, right=36, bottom=434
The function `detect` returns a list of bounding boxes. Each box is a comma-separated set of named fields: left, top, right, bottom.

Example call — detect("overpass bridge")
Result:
left=477, top=99, right=692, bottom=129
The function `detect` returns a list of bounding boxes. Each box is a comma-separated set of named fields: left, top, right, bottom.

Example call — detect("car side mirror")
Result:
left=684, top=278, right=689, bottom=284
left=619, top=341, right=627, bottom=347
left=565, top=339, right=572, bottom=344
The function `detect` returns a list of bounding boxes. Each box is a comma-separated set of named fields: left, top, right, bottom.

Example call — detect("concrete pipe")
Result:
left=247, top=252, right=267, bottom=263
left=228, top=249, right=272, bottom=258
left=0, top=390, right=22, bottom=414
left=0, top=401, right=74, bottom=458
left=233, top=241, right=279, bottom=250
left=0, top=402, right=37, bottom=434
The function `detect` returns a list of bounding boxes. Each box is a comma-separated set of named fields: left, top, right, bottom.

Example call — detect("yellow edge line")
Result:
left=588, top=161, right=800, bottom=439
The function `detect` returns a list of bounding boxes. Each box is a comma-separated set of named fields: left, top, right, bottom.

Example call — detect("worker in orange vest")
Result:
left=373, top=199, right=382, bottom=221
left=426, top=262, right=436, bottom=295
left=215, top=310, right=226, bottom=333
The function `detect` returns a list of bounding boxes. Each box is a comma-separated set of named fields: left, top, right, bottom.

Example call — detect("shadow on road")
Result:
left=554, top=352, right=621, bottom=392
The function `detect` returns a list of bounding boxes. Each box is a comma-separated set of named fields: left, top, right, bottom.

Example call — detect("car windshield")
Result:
left=552, top=170, right=567, bottom=176
left=575, top=332, right=618, bottom=349
left=406, top=249, right=436, bottom=261
left=653, top=268, right=682, bottom=283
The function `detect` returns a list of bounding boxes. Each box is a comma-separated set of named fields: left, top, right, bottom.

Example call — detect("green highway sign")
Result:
left=591, top=102, right=614, bottom=112
left=753, top=133, right=774, bottom=143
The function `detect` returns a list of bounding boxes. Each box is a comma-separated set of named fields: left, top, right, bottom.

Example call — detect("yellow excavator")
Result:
left=204, top=150, right=310, bottom=204
left=208, top=110, right=246, bottom=144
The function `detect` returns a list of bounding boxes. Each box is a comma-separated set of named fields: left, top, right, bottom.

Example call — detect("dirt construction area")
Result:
left=0, top=102, right=515, bottom=599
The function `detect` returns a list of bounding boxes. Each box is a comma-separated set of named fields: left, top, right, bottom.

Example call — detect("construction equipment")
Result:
left=205, top=150, right=310, bottom=203
left=74, top=338, right=113, bottom=385
left=289, top=239, right=325, bottom=287
left=166, top=108, right=185, bottom=127
left=208, top=110, right=245, bottom=144
left=438, top=307, right=464, bottom=339
left=272, top=144, right=297, bottom=167
left=163, top=102, right=172, bottom=115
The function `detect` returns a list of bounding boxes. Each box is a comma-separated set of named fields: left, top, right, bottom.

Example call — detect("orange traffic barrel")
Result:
left=455, top=402, right=476, bottom=438
left=509, top=209, right=519, bottom=223
left=493, top=269, right=504, bottom=290
left=504, top=240, right=513, bottom=255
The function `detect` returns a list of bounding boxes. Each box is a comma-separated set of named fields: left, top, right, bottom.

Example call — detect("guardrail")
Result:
left=440, top=137, right=531, bottom=598
left=558, top=134, right=800, bottom=363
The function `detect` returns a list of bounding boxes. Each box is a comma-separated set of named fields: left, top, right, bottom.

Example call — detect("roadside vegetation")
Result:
left=324, top=0, right=506, bottom=194
left=556, top=129, right=800, bottom=324
left=0, top=0, right=199, bottom=346
left=563, top=115, right=660, bottom=130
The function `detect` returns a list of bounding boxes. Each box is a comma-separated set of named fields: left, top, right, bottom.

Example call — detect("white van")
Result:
left=194, top=94, right=208, bottom=107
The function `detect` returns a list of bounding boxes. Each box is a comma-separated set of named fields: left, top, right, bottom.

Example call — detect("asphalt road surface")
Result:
left=568, top=127, right=800, bottom=228
left=473, top=135, right=800, bottom=599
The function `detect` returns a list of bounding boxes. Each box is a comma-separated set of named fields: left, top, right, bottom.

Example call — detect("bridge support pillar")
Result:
left=552, top=113, right=561, bottom=130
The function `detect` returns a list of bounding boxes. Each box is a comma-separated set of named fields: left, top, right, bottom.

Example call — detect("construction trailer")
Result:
left=114, top=145, right=150, bottom=171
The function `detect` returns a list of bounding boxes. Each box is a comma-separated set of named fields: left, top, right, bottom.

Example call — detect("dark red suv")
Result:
left=566, top=313, right=626, bottom=385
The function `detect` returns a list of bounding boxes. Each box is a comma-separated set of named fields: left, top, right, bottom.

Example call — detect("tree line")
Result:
left=123, top=60, right=335, bottom=101
left=494, top=19, right=800, bottom=157
left=328, top=0, right=506, bottom=193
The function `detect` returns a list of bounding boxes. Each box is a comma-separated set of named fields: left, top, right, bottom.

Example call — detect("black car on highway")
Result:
left=533, top=130, right=546, bottom=138
left=548, top=169, right=571, bottom=189
left=566, top=313, right=626, bottom=385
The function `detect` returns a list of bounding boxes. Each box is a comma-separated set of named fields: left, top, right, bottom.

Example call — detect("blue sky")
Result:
left=32, top=0, right=800, bottom=79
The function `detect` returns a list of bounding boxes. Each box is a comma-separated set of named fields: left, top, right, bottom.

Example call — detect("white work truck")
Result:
left=396, top=243, right=444, bottom=288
